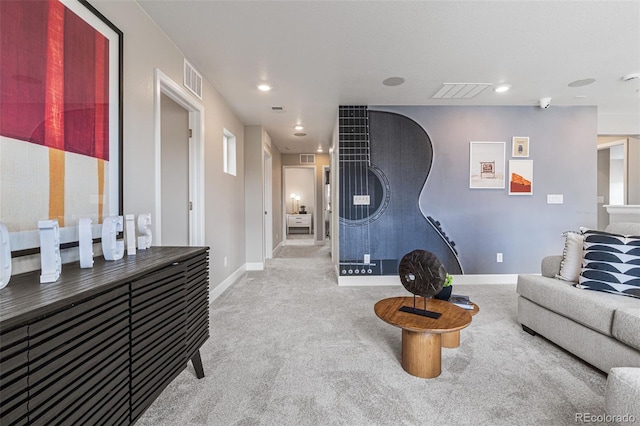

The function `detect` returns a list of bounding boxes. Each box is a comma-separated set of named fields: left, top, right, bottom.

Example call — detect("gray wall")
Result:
left=628, top=138, right=640, bottom=205
left=89, top=1, right=246, bottom=289
left=244, top=125, right=281, bottom=262
left=244, top=126, right=264, bottom=265
left=597, top=149, right=610, bottom=230
left=369, top=105, right=597, bottom=274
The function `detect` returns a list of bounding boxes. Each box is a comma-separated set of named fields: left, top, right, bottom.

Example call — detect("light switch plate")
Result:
left=353, top=195, right=370, bottom=206
left=547, top=194, right=563, bottom=204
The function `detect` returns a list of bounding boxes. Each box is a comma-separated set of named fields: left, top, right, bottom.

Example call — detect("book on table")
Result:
left=449, top=294, right=474, bottom=310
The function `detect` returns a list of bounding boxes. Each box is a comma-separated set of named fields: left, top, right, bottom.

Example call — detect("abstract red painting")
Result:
left=0, top=0, right=122, bottom=252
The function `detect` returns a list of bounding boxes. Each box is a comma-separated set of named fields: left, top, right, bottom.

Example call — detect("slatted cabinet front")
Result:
left=130, top=262, right=187, bottom=423
left=0, top=325, right=29, bottom=425
left=28, top=285, right=131, bottom=426
left=0, top=247, right=209, bottom=426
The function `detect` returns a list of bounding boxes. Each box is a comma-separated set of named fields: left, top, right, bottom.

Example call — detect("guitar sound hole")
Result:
left=339, top=164, right=388, bottom=223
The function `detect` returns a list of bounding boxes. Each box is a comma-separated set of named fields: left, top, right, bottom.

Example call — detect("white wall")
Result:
left=90, top=0, right=246, bottom=290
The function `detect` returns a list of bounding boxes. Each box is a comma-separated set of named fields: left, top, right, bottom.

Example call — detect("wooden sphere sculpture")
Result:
left=398, top=249, right=447, bottom=298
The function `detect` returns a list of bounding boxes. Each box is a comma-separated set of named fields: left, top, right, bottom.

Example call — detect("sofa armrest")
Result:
left=605, top=367, right=640, bottom=422
left=541, top=255, right=563, bottom=278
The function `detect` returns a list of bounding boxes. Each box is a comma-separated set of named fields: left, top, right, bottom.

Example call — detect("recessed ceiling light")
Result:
left=294, top=125, right=304, bottom=131
left=568, top=78, right=595, bottom=88
left=622, top=73, right=639, bottom=82
left=494, top=84, right=511, bottom=93
left=382, top=77, right=405, bottom=87
left=257, top=84, right=272, bottom=92
left=294, top=133, right=306, bottom=137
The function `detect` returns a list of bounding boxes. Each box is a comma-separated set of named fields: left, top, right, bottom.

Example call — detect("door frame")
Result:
left=154, top=68, right=205, bottom=246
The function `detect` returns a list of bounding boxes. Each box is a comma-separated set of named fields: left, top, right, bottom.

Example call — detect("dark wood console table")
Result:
left=0, top=246, right=209, bottom=425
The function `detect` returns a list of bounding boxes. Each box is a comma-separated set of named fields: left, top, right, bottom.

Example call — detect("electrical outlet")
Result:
left=496, top=253, right=503, bottom=263
left=224, top=256, right=228, bottom=267
left=364, top=254, right=370, bottom=264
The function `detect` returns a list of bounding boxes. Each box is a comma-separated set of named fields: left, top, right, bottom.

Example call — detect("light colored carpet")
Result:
left=136, top=243, right=609, bottom=426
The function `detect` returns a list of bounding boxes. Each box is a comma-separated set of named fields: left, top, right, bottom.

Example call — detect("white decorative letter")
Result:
left=125, top=214, right=136, bottom=256
left=102, top=216, right=124, bottom=261
left=38, top=220, right=62, bottom=283
left=0, top=222, right=12, bottom=289
left=79, top=218, right=94, bottom=268
left=137, top=213, right=152, bottom=250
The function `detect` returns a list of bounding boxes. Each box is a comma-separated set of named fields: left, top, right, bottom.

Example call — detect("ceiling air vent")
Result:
left=432, top=83, right=492, bottom=99
left=300, top=154, right=315, bottom=164
left=271, top=106, right=286, bottom=112
left=184, top=60, right=203, bottom=99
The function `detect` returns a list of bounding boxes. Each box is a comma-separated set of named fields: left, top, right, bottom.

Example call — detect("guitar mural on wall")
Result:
left=338, top=106, right=463, bottom=276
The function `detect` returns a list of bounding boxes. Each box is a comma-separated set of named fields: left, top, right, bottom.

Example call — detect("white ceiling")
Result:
left=137, top=0, right=640, bottom=154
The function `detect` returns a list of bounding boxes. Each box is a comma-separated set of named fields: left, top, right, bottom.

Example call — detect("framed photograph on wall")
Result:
left=0, top=0, right=123, bottom=254
left=512, top=136, right=529, bottom=157
left=469, top=141, right=506, bottom=189
left=509, top=160, right=533, bottom=195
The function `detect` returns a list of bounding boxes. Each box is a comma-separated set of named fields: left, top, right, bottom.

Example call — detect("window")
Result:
left=223, top=129, right=236, bottom=176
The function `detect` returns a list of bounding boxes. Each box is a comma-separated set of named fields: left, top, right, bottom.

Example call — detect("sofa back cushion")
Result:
left=579, top=230, right=640, bottom=299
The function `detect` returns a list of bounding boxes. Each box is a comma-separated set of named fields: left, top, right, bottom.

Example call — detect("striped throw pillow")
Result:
left=578, top=230, right=640, bottom=299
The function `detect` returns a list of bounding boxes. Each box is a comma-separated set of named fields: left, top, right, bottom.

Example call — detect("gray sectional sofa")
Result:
left=517, top=222, right=640, bottom=422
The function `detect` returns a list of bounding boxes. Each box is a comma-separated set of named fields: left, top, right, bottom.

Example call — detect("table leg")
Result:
left=401, top=329, right=441, bottom=378
left=191, top=350, right=205, bottom=379
left=441, top=331, right=461, bottom=348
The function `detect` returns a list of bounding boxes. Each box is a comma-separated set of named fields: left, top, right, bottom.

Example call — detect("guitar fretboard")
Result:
left=339, top=106, right=370, bottom=164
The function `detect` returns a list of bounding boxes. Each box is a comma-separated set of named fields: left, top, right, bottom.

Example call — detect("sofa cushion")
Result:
left=612, top=308, right=640, bottom=351
left=542, top=255, right=562, bottom=278
left=606, top=222, right=640, bottom=236
left=517, top=274, right=640, bottom=336
left=578, top=229, right=640, bottom=299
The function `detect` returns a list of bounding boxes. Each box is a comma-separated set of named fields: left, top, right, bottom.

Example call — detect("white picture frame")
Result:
left=469, top=141, right=506, bottom=189
left=512, top=136, right=530, bottom=157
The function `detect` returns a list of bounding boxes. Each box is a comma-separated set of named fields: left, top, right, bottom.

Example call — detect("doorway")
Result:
left=323, top=165, right=331, bottom=239
left=160, top=94, right=189, bottom=245
left=154, top=69, right=205, bottom=246
left=264, top=150, right=273, bottom=258
left=283, top=166, right=315, bottom=245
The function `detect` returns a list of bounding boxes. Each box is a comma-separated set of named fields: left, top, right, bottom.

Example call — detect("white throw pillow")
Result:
left=556, top=231, right=584, bottom=283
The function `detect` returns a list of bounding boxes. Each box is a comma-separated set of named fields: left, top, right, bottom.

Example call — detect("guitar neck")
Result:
left=339, top=106, right=370, bottom=165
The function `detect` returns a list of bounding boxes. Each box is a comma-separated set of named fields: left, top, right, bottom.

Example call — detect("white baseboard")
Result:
left=338, top=273, right=518, bottom=286
left=245, top=262, right=264, bottom=271
left=209, top=265, right=246, bottom=302
left=272, top=241, right=284, bottom=256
